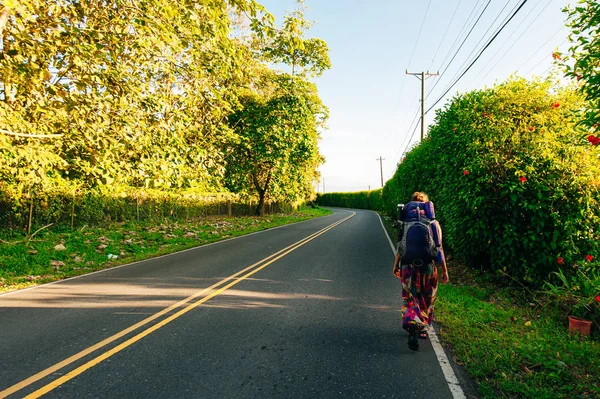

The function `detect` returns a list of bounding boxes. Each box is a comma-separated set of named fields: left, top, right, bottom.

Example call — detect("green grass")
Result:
left=0, top=207, right=331, bottom=292
left=436, top=281, right=600, bottom=398
left=377, top=212, right=600, bottom=398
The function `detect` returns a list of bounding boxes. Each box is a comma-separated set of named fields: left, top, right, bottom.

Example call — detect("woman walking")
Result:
left=392, top=192, right=449, bottom=351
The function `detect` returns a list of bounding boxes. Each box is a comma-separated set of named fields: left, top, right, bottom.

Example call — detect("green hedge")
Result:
left=320, top=78, right=600, bottom=284
left=316, top=189, right=385, bottom=211
left=0, top=184, right=295, bottom=230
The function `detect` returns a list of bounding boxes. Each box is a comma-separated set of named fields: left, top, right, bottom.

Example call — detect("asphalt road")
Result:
left=0, top=209, right=463, bottom=399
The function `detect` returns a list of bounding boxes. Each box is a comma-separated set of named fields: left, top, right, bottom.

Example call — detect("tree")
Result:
left=258, top=0, right=330, bottom=77
left=225, top=69, right=326, bottom=215
left=0, top=0, right=274, bottom=193
left=563, top=0, right=600, bottom=131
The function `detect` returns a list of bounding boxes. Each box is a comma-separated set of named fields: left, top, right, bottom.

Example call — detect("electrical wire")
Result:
left=395, top=0, right=432, bottom=110
left=395, top=105, right=422, bottom=164
left=425, top=0, right=530, bottom=115
left=424, top=0, right=493, bottom=100
left=407, top=0, right=433, bottom=69
left=516, top=28, right=566, bottom=74
left=428, top=0, right=464, bottom=71
left=443, top=0, right=520, bottom=90
left=470, top=0, right=553, bottom=87
left=523, top=37, right=568, bottom=76
left=435, top=0, right=486, bottom=73
left=400, top=105, right=422, bottom=150
left=401, top=0, right=489, bottom=158
left=390, top=99, right=421, bottom=171
left=400, top=116, right=422, bottom=162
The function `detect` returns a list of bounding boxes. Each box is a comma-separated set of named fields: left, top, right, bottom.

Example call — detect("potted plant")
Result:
left=568, top=299, right=596, bottom=336
left=544, top=262, right=600, bottom=337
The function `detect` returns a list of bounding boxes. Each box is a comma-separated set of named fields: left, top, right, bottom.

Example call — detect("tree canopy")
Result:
left=225, top=69, right=326, bottom=215
left=0, top=0, right=329, bottom=218
left=258, top=0, right=331, bottom=78
left=563, top=0, right=600, bottom=131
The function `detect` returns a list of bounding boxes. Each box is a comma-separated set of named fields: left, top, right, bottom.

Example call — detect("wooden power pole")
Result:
left=406, top=70, right=439, bottom=141
left=376, top=156, right=385, bottom=187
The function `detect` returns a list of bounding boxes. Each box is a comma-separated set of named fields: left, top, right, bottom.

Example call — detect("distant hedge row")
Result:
left=319, top=78, right=600, bottom=284
left=316, top=189, right=385, bottom=211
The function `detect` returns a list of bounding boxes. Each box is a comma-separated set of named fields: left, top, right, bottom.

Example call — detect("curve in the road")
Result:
left=1, top=212, right=356, bottom=399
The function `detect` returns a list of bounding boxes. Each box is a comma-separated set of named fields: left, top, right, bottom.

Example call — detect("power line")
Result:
left=401, top=117, right=422, bottom=161
left=425, top=0, right=493, bottom=100
left=395, top=0, right=433, bottom=110
left=397, top=104, right=421, bottom=156
left=538, top=64, right=555, bottom=77
left=434, top=0, right=486, bottom=72
left=428, top=0, right=464, bottom=71
left=523, top=37, right=568, bottom=77
left=442, top=0, right=518, bottom=89
left=407, top=0, right=433, bottom=69
left=517, top=28, right=567, bottom=74
left=470, top=0, right=551, bottom=86
left=395, top=106, right=423, bottom=167
left=426, top=0, right=531, bottom=115
left=389, top=98, right=420, bottom=175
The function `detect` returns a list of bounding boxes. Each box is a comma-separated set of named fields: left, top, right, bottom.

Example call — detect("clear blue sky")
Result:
left=258, top=0, right=573, bottom=193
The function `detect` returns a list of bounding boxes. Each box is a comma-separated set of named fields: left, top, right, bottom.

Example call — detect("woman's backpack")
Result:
left=397, top=201, right=441, bottom=265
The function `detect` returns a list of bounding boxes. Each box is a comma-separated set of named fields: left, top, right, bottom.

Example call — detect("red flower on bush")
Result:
left=519, top=177, right=527, bottom=183
left=552, top=52, right=562, bottom=60
left=463, top=170, right=469, bottom=176
left=576, top=75, right=582, bottom=81
left=588, top=135, right=600, bottom=146
left=585, top=254, right=593, bottom=262
left=558, top=257, right=564, bottom=265
left=528, top=126, right=535, bottom=131
left=552, top=101, right=560, bottom=109
left=596, top=295, right=600, bottom=303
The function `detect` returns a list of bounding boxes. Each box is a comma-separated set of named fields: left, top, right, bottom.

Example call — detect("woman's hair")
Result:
left=411, top=192, right=429, bottom=202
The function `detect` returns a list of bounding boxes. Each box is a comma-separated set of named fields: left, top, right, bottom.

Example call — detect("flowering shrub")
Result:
left=382, top=78, right=600, bottom=283
left=319, top=78, right=600, bottom=286
left=588, top=135, right=600, bottom=146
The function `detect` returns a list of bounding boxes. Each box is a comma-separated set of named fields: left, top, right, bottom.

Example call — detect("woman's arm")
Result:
left=434, top=220, right=449, bottom=284
left=392, top=253, right=401, bottom=278
left=439, top=259, right=449, bottom=284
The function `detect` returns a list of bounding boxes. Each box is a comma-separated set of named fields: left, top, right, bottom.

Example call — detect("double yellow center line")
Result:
left=1, top=211, right=355, bottom=399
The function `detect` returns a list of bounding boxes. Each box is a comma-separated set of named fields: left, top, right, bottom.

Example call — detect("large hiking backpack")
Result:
left=397, top=201, right=440, bottom=265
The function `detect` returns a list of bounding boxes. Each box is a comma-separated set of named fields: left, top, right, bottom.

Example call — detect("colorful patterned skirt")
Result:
left=400, top=262, right=438, bottom=332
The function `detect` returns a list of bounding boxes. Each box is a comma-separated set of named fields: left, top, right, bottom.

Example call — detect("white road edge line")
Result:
left=0, top=211, right=343, bottom=298
left=376, top=211, right=396, bottom=254
left=375, top=211, right=466, bottom=399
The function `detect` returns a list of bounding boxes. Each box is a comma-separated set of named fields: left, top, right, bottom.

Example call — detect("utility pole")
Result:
left=406, top=70, right=439, bottom=141
left=376, top=156, right=385, bottom=187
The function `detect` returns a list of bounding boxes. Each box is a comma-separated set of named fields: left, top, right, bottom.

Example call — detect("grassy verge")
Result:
left=0, top=207, right=331, bottom=293
left=436, top=270, right=600, bottom=399
left=378, top=213, right=600, bottom=398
